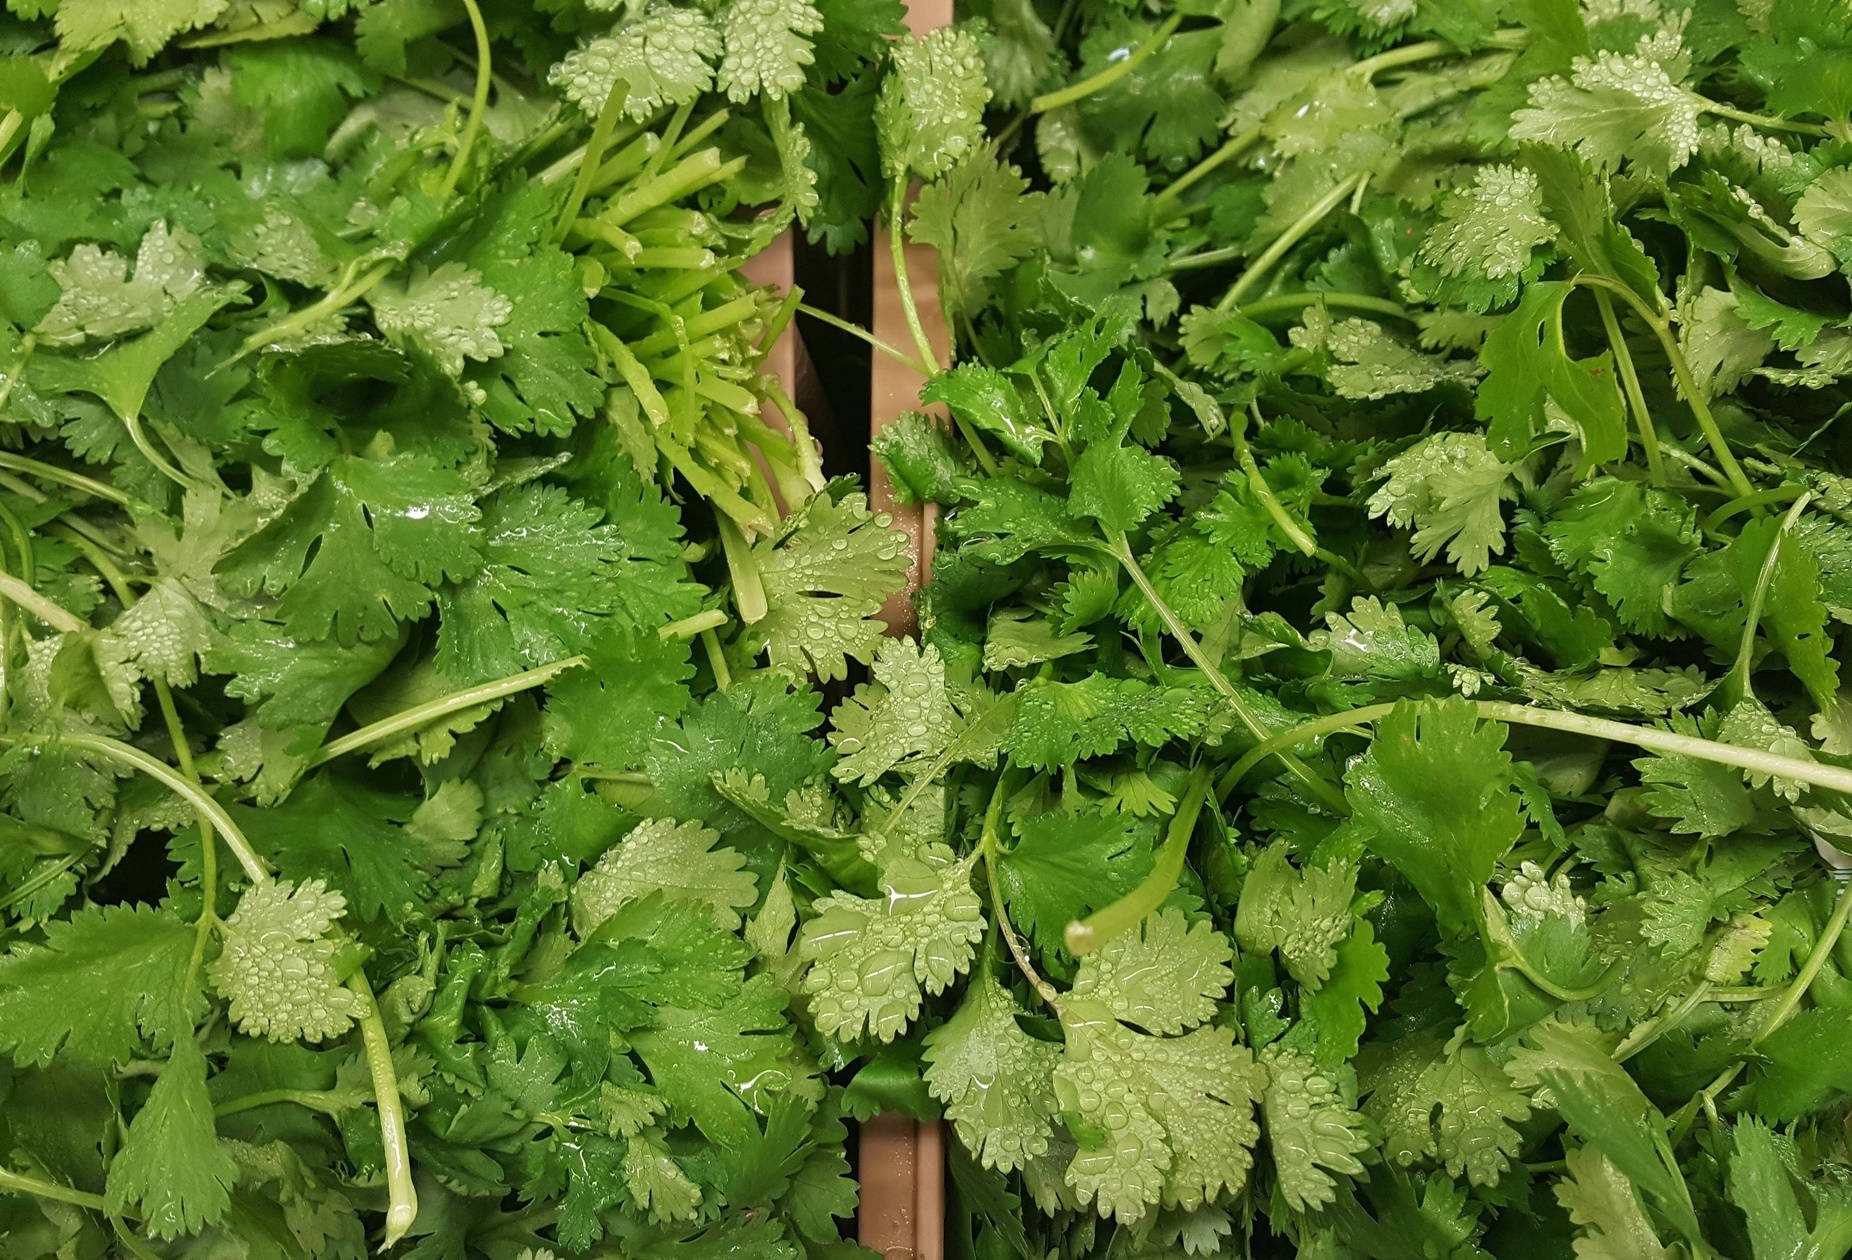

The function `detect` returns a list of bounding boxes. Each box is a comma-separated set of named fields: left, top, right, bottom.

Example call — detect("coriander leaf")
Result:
left=828, top=638, right=960, bottom=785
left=1001, top=676, right=1216, bottom=771
left=367, top=262, right=511, bottom=378
left=718, top=0, right=823, bottom=102
left=104, top=1035, right=237, bottom=1238
left=1345, top=699, right=1524, bottom=935
left=630, top=972, right=799, bottom=1142
left=909, top=155, right=1045, bottom=315
left=1367, top=432, right=1518, bottom=576
left=1069, top=909, right=1232, bottom=1035
left=877, top=25, right=991, bottom=181
left=1054, top=1003, right=1265, bottom=1223
left=1509, top=38, right=1703, bottom=177
left=549, top=8, right=722, bottom=120
left=1260, top=1044, right=1370, bottom=1212
left=995, top=809, right=1151, bottom=954
left=1416, top=163, right=1557, bottom=311
left=1477, top=281, right=1627, bottom=474
left=798, top=853, right=985, bottom=1043
left=1233, top=845, right=1360, bottom=990
left=1545, top=478, right=1701, bottom=637
left=1364, top=1032, right=1531, bottom=1187
left=571, top=818, right=758, bottom=936
left=218, top=450, right=483, bottom=645
left=923, top=968, right=1061, bottom=1173
left=1554, top=1146, right=1671, bottom=1260
left=751, top=489, right=909, bottom=682
left=208, top=879, right=366, bottom=1044
left=0, top=902, right=197, bottom=1066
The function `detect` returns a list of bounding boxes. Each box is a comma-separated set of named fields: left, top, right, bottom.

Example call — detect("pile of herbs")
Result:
left=794, top=0, right=1852, bottom=1256
left=0, top=1, right=921, bottom=1257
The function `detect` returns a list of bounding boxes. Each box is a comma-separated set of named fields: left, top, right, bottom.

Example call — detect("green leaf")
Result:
left=548, top=8, right=721, bottom=119
left=828, top=639, right=960, bottom=786
left=922, top=968, right=1061, bottom=1173
left=1509, top=38, right=1702, bottom=177
left=1477, top=281, right=1626, bottom=474
left=1345, top=700, right=1524, bottom=935
left=876, top=25, right=991, bottom=181
left=718, top=0, right=824, bottom=102
left=1259, top=1044, right=1370, bottom=1213
left=751, top=490, right=910, bottom=682
left=1233, top=844, right=1360, bottom=990
left=1554, top=1146, right=1671, bottom=1260
left=1069, top=909, right=1232, bottom=1035
left=1054, top=1002, right=1265, bottom=1223
left=995, top=809, right=1151, bottom=954
left=1545, top=478, right=1701, bottom=638
left=908, top=155, right=1045, bottom=315
left=104, top=1036, right=237, bottom=1238
left=1751, top=1006, right=1852, bottom=1121
left=572, top=818, right=759, bottom=936
left=0, top=902, right=197, bottom=1066
left=1739, top=0, right=1852, bottom=124
left=797, top=854, right=985, bottom=1043
left=1508, top=1020, right=1698, bottom=1241
left=1367, top=432, right=1518, bottom=576
left=919, top=363, right=1048, bottom=465
left=1727, top=1118, right=1852, bottom=1260
left=1416, top=163, right=1557, bottom=312
left=1364, top=1032, right=1531, bottom=1188
left=208, top=879, right=366, bottom=1044
left=48, top=0, right=227, bottom=63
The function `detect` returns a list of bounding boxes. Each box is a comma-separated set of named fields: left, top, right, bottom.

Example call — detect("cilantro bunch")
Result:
left=778, top=1, right=1852, bottom=1256
left=0, top=2, right=923, bottom=1257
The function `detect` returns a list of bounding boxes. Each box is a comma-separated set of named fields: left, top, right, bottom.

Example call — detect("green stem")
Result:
left=1705, top=101, right=1830, bottom=137
left=437, top=0, right=492, bottom=199
left=1730, top=491, right=1813, bottom=700
left=122, top=412, right=194, bottom=491
left=717, top=516, right=768, bottom=624
left=348, top=970, right=418, bottom=1249
left=1592, top=288, right=1663, bottom=486
left=980, top=784, right=1059, bottom=1005
left=1703, top=485, right=1804, bottom=533
left=215, top=1086, right=365, bottom=1118
left=1502, top=954, right=1618, bottom=1003
left=1571, top=274, right=1754, bottom=498
left=554, top=79, right=630, bottom=243
left=1221, top=698, right=1852, bottom=799
left=0, top=1164, right=107, bottom=1212
left=659, top=608, right=728, bottom=640
left=886, top=182, right=943, bottom=373
left=306, top=657, right=583, bottom=769
left=794, top=303, right=933, bottom=377
left=14, top=731, right=269, bottom=883
left=1066, top=765, right=1212, bottom=955
left=0, top=451, right=130, bottom=506
left=1156, top=126, right=1261, bottom=206
left=1109, top=533, right=1348, bottom=812
left=1236, top=291, right=1412, bottom=322
left=1751, top=876, right=1852, bottom=1048
left=874, top=697, right=1021, bottom=845
left=0, top=570, right=85, bottom=633
left=0, top=333, right=34, bottom=417
left=1234, top=403, right=1316, bottom=557
left=1217, top=173, right=1364, bottom=311
left=1030, top=12, right=1185, bottom=115
left=231, top=260, right=396, bottom=365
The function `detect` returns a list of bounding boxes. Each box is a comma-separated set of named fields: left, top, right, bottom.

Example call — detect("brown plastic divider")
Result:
left=741, top=231, right=827, bottom=501
left=862, top=0, right=953, bottom=1255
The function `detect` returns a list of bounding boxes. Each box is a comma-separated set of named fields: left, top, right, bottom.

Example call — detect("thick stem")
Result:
left=1236, top=291, right=1411, bottom=322
left=1030, top=12, right=1184, bottom=115
left=0, top=451, right=131, bottom=506
left=1156, top=126, right=1262, bottom=206
left=554, top=78, right=630, bottom=243
left=307, top=657, right=584, bottom=768
left=1234, top=403, right=1316, bottom=557
left=1705, top=100, right=1830, bottom=137
left=1751, top=876, right=1852, bottom=1048
left=1066, top=765, right=1212, bottom=955
left=979, top=784, right=1059, bottom=1006
left=0, top=1164, right=107, bottom=1212
left=348, top=971, right=418, bottom=1250
left=1730, top=492, right=1813, bottom=699
left=0, top=571, right=84, bottom=633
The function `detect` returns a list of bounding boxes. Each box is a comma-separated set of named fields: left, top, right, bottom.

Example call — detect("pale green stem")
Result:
left=437, top=0, right=492, bottom=199
left=0, top=571, right=85, bottom=632
left=1752, top=876, right=1852, bottom=1048
left=1220, top=699, right=1852, bottom=799
left=1066, top=765, right=1212, bottom=955
left=1217, top=173, right=1364, bottom=311
left=347, top=970, right=418, bottom=1249
left=1109, top=533, right=1349, bottom=812
left=1030, top=12, right=1184, bottom=115
left=1235, top=403, right=1316, bottom=557
left=1156, top=126, right=1261, bottom=206
left=1592, top=288, right=1664, bottom=486
left=886, top=183, right=943, bottom=373
left=0, top=450, right=131, bottom=505
left=0, top=1164, right=106, bottom=1212
left=1730, top=492, right=1813, bottom=700
left=1704, top=100, right=1830, bottom=137
left=795, top=303, right=933, bottom=377
left=306, top=657, right=584, bottom=769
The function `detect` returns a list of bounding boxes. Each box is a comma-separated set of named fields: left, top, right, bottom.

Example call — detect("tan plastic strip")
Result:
left=739, top=230, right=826, bottom=513
left=861, top=0, right=952, bottom=1255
